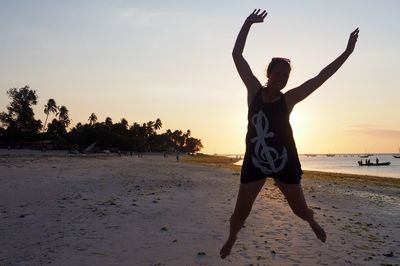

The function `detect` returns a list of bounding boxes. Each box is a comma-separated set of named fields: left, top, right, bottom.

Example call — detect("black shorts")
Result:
left=240, top=152, right=302, bottom=185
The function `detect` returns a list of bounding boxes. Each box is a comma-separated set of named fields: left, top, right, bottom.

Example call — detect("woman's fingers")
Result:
left=251, top=9, right=266, bottom=17
left=263, top=12, right=268, bottom=19
left=351, top=28, right=359, bottom=37
left=260, top=10, right=267, bottom=18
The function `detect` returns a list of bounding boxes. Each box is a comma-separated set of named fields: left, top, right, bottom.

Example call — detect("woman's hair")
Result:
left=266, top=57, right=291, bottom=78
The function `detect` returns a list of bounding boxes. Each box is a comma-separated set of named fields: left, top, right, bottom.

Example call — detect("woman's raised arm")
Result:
left=285, top=28, right=359, bottom=112
left=232, top=9, right=267, bottom=106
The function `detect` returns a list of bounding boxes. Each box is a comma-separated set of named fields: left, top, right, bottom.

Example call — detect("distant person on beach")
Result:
left=220, top=9, right=359, bottom=258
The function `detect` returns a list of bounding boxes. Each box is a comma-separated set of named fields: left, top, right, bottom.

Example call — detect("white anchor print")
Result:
left=251, top=110, right=288, bottom=174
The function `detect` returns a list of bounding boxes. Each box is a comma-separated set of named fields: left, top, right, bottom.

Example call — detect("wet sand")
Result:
left=0, top=151, right=399, bottom=265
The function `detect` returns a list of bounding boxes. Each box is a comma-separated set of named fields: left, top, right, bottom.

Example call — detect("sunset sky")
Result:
left=1, top=0, right=399, bottom=154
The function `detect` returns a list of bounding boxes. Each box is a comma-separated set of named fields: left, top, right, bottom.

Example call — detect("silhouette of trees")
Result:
left=162, top=129, right=203, bottom=153
left=105, top=117, right=113, bottom=128
left=154, top=118, right=162, bottom=131
left=88, top=113, right=97, bottom=126
left=0, top=88, right=203, bottom=153
left=120, top=118, right=128, bottom=129
left=58, top=106, right=71, bottom=129
left=64, top=118, right=203, bottom=153
left=0, top=86, right=42, bottom=143
left=43, top=98, right=58, bottom=132
left=47, top=105, right=70, bottom=138
left=184, top=137, right=203, bottom=154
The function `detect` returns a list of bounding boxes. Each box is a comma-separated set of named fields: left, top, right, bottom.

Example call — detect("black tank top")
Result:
left=243, top=89, right=302, bottom=177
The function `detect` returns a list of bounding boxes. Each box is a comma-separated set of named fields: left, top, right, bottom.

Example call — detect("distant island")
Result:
left=0, top=86, right=203, bottom=154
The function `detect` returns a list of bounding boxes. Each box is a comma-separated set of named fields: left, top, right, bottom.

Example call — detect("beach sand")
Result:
left=0, top=151, right=399, bottom=265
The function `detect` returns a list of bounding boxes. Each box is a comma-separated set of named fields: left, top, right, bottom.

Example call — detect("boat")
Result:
left=357, top=161, right=391, bottom=166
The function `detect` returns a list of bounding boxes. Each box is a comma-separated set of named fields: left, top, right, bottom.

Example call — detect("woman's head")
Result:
left=266, top=57, right=291, bottom=90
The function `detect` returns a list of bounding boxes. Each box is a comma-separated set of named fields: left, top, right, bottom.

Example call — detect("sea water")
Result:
left=231, top=154, right=400, bottom=179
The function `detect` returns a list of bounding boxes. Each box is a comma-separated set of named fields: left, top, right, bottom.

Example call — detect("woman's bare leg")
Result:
left=220, top=178, right=266, bottom=258
left=274, top=179, right=327, bottom=242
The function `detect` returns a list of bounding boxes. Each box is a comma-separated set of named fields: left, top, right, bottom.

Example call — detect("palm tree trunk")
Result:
left=43, top=113, right=49, bottom=133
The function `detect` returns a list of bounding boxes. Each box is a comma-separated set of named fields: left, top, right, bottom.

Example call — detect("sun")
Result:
left=289, top=109, right=310, bottom=151
left=289, top=110, right=302, bottom=129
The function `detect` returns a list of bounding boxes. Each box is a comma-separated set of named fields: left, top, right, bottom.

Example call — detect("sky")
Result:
left=1, top=0, right=399, bottom=154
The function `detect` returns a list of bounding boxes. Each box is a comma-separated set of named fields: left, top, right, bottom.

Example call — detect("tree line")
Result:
left=0, top=86, right=203, bottom=153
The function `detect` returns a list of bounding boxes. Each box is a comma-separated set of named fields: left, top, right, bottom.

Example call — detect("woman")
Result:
left=220, top=9, right=359, bottom=259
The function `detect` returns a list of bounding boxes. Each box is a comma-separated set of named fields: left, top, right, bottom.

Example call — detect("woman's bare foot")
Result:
left=309, top=220, right=327, bottom=242
left=305, top=209, right=326, bottom=242
left=220, top=236, right=237, bottom=259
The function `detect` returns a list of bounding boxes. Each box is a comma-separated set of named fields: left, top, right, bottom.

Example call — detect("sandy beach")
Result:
left=0, top=150, right=399, bottom=265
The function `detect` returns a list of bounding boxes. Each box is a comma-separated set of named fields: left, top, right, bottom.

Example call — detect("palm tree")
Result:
left=154, top=118, right=162, bottom=131
left=120, top=118, right=128, bottom=130
left=184, top=129, right=191, bottom=138
left=130, top=122, right=140, bottom=135
left=88, top=113, right=98, bottom=126
left=58, top=105, right=71, bottom=129
left=171, top=130, right=183, bottom=150
left=146, top=121, right=155, bottom=136
left=43, top=99, right=58, bottom=132
left=105, top=117, right=113, bottom=128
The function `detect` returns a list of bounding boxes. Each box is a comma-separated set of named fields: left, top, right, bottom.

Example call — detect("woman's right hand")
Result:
left=345, top=28, right=359, bottom=54
left=247, top=9, right=267, bottom=24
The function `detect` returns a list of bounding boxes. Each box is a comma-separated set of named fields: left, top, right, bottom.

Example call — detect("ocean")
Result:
left=231, top=154, right=400, bottom=179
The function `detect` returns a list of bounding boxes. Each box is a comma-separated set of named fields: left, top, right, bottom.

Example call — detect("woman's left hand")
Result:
left=247, top=9, right=268, bottom=24
left=345, top=28, right=359, bottom=54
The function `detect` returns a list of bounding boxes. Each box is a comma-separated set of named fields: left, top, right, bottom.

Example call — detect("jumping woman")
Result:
left=220, top=9, right=359, bottom=258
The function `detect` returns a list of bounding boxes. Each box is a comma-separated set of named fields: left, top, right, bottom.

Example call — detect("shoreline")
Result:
left=182, top=154, right=400, bottom=187
left=225, top=153, right=400, bottom=180
left=1, top=149, right=398, bottom=180
left=303, top=169, right=400, bottom=187
left=2, top=149, right=398, bottom=185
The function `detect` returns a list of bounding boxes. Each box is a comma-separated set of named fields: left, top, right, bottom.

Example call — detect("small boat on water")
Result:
left=359, top=153, right=373, bottom=158
left=357, top=161, right=391, bottom=166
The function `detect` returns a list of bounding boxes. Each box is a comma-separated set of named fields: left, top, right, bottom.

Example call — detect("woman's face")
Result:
left=268, top=63, right=291, bottom=90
